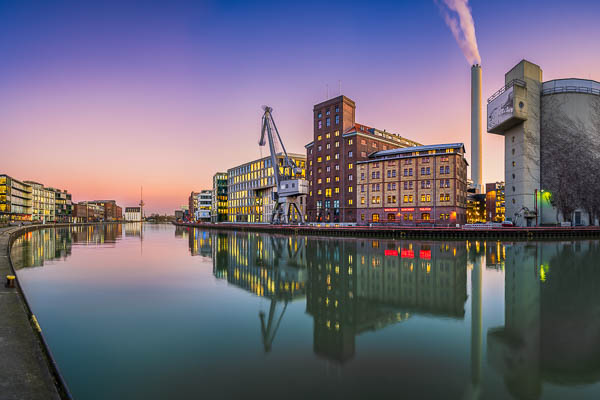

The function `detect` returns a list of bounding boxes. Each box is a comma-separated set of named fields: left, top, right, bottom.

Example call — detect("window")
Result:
left=317, top=145, right=322, bottom=151
left=426, top=167, right=430, bottom=175
left=361, top=213, right=365, bottom=221
left=372, top=214, right=379, bottom=222
left=335, top=115, right=340, bottom=124
left=409, top=168, right=413, bottom=176
left=318, top=121, right=322, bottom=129
left=361, top=197, right=365, bottom=204
left=326, top=117, right=331, bottom=127
left=445, top=166, right=450, bottom=174
left=372, top=142, right=377, bottom=148
left=335, top=176, right=340, bottom=182
left=333, top=200, right=339, bottom=208
left=409, top=195, right=413, bottom=202
left=335, top=187, right=340, bottom=193
left=325, top=188, right=332, bottom=197
left=335, top=153, right=339, bottom=159
left=326, top=155, right=330, bottom=161
left=326, top=132, right=330, bottom=138
left=348, top=199, right=353, bottom=205
left=326, top=166, right=330, bottom=172
left=361, top=173, right=365, bottom=180
left=326, top=177, right=330, bottom=183
left=348, top=151, right=353, bottom=158
left=421, top=167, right=425, bottom=175
left=317, top=178, right=322, bottom=184
left=349, top=174, right=353, bottom=181
left=335, top=164, right=340, bottom=171
left=317, top=135, right=322, bottom=141
left=325, top=200, right=330, bottom=208
left=421, top=213, right=430, bottom=221
left=326, top=143, right=330, bottom=149
left=335, top=106, right=339, bottom=113
left=335, top=141, right=339, bottom=147
left=361, top=184, right=364, bottom=192
left=348, top=163, right=353, bottom=169
left=421, top=194, right=426, bottom=202
left=361, top=139, right=366, bottom=145
left=348, top=186, right=353, bottom=192
left=317, top=157, right=322, bottom=162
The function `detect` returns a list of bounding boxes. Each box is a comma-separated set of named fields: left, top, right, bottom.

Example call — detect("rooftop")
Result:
left=370, top=143, right=466, bottom=158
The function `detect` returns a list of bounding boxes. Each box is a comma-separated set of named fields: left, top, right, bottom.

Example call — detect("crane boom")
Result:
left=259, top=106, right=308, bottom=224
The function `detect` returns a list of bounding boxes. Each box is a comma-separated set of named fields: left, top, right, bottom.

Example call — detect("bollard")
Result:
left=5, top=275, right=16, bottom=288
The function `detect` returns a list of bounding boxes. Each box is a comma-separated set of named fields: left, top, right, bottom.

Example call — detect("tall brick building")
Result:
left=305, top=95, right=421, bottom=223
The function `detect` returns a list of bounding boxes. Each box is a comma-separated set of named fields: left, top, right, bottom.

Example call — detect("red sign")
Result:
left=419, top=207, right=432, bottom=211
left=400, top=208, right=415, bottom=212
left=384, top=208, right=398, bottom=212
left=384, top=250, right=398, bottom=256
left=401, top=249, right=414, bottom=259
left=419, top=250, right=431, bottom=260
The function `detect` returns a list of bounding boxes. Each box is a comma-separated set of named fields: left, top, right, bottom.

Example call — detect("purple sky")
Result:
left=1, top=0, right=599, bottom=214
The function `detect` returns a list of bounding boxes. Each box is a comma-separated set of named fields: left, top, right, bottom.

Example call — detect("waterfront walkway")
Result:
left=0, top=226, right=61, bottom=400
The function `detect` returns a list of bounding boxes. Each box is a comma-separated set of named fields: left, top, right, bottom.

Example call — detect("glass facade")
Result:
left=0, top=174, right=33, bottom=222
left=227, top=154, right=306, bottom=223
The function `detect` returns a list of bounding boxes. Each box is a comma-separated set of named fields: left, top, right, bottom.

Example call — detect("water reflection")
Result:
left=11, top=225, right=600, bottom=399
left=488, top=240, right=600, bottom=399
left=11, top=224, right=125, bottom=269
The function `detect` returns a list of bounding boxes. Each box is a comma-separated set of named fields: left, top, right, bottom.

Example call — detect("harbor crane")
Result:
left=259, top=106, right=308, bottom=224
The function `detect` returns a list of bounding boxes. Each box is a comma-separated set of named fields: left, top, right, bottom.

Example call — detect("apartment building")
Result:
left=485, top=182, right=506, bottom=222
left=356, top=143, right=468, bottom=225
left=24, top=181, right=56, bottom=223
left=196, top=190, right=212, bottom=221
left=305, top=95, right=421, bottom=223
left=227, top=153, right=306, bottom=223
left=0, top=174, right=33, bottom=223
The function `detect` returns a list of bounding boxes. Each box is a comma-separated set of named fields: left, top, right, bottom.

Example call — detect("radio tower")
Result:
left=139, top=186, right=145, bottom=222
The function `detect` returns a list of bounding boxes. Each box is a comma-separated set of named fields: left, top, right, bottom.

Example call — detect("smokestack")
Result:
left=471, top=64, right=482, bottom=193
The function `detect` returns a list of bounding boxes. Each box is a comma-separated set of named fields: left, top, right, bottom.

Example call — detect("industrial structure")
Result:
left=471, top=64, right=483, bottom=193
left=259, top=106, right=308, bottom=224
left=487, top=59, right=600, bottom=226
left=124, top=207, right=142, bottom=222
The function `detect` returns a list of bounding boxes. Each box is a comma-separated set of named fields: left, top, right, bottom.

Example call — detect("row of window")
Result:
left=316, top=199, right=353, bottom=208
left=359, top=193, right=453, bottom=205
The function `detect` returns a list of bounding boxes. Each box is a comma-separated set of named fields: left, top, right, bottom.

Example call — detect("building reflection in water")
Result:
left=487, top=240, right=600, bottom=400
left=190, top=227, right=470, bottom=360
left=307, top=238, right=468, bottom=363
left=11, top=224, right=124, bottom=269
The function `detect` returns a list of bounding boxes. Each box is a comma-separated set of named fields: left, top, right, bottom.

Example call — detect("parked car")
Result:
left=501, top=220, right=514, bottom=227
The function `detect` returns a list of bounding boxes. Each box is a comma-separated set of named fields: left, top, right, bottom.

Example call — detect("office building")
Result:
left=125, top=207, right=142, bottom=222
left=0, top=174, right=33, bottom=223
left=488, top=59, right=600, bottom=226
left=356, top=143, right=468, bottom=225
left=467, top=193, right=486, bottom=224
left=305, top=95, right=421, bottom=223
left=485, top=182, right=505, bottom=222
left=227, top=153, right=306, bottom=223
left=188, top=191, right=199, bottom=221
left=196, top=190, right=212, bottom=222
left=87, top=200, right=121, bottom=221
left=211, top=173, right=228, bottom=223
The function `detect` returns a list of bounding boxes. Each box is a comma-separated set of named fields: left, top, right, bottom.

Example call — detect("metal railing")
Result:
left=487, top=79, right=526, bottom=103
left=542, top=85, right=600, bottom=96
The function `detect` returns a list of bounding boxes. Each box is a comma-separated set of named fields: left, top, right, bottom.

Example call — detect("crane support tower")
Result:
left=259, top=106, right=308, bottom=224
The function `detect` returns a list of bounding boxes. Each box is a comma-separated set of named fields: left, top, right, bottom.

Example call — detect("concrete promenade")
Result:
left=0, top=226, right=62, bottom=399
left=174, top=221, right=600, bottom=240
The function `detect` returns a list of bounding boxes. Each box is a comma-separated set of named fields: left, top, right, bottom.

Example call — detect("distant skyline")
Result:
left=2, top=0, right=599, bottom=214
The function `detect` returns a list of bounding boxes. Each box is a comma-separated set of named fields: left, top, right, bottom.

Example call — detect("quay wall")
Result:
left=174, top=222, right=600, bottom=240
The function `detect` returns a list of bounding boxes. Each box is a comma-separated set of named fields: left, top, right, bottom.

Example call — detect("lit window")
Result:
left=349, top=139, right=353, bottom=145
left=326, top=133, right=330, bottom=139
left=348, top=186, right=353, bottom=192
left=317, top=135, right=322, bottom=141
left=348, top=199, right=353, bottom=205
left=348, top=163, right=353, bottom=169
left=317, top=157, right=322, bottom=162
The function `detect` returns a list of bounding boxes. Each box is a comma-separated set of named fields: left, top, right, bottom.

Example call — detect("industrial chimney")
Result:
left=471, top=64, right=483, bottom=193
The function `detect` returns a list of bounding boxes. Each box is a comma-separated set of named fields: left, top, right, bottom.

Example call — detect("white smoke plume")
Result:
left=435, top=0, right=481, bottom=65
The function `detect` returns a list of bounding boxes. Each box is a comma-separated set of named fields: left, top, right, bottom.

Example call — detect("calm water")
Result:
left=9, top=224, right=600, bottom=400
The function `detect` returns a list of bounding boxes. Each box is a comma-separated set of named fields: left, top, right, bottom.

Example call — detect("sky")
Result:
left=1, top=0, right=599, bottom=214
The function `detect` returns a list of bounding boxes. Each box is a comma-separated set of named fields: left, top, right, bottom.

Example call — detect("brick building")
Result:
left=356, top=143, right=468, bottom=225
left=305, top=95, right=420, bottom=223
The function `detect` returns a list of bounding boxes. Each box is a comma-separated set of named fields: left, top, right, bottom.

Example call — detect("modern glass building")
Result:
left=211, top=172, right=228, bottom=222
left=227, top=153, right=306, bottom=223
left=24, top=181, right=56, bottom=223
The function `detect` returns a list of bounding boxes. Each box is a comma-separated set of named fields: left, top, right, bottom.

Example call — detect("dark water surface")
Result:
left=10, top=224, right=600, bottom=400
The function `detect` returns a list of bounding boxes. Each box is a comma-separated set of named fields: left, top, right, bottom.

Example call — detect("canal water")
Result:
left=9, top=224, right=600, bottom=400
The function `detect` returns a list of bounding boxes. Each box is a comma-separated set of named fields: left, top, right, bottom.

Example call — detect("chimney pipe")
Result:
left=471, top=64, right=483, bottom=193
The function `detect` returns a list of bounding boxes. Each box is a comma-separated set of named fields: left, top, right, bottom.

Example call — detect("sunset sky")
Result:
left=1, top=0, right=599, bottom=214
